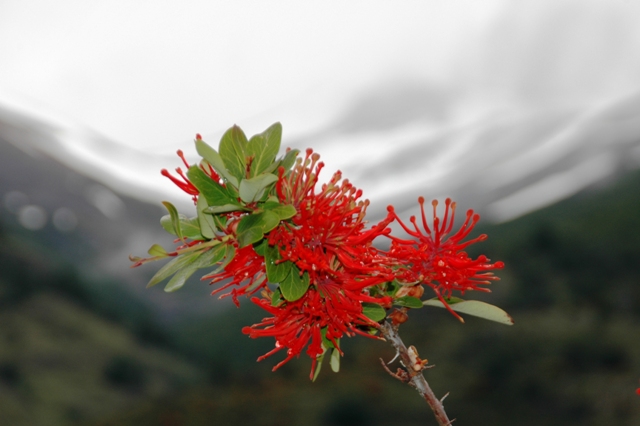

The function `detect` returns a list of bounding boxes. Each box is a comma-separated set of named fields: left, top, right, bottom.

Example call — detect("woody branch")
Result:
left=380, top=321, right=453, bottom=426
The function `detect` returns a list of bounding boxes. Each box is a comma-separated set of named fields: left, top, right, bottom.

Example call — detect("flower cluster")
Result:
left=386, top=197, right=504, bottom=322
left=244, top=149, right=395, bottom=377
left=269, top=148, right=393, bottom=281
left=132, top=123, right=506, bottom=378
left=244, top=272, right=387, bottom=377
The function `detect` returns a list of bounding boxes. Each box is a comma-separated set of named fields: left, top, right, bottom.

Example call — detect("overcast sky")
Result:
left=2, top=1, right=640, bottom=221
left=0, top=1, right=504, bottom=146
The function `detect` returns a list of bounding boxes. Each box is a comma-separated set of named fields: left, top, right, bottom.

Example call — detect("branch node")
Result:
left=379, top=358, right=411, bottom=383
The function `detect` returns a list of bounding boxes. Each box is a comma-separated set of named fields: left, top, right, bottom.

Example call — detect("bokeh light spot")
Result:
left=52, top=207, right=78, bottom=232
left=18, top=205, right=47, bottom=230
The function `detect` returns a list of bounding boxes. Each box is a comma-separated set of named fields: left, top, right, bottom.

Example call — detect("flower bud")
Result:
left=388, top=309, right=409, bottom=325
left=396, top=285, right=424, bottom=299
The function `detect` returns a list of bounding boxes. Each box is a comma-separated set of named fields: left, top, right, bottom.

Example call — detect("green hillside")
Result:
left=0, top=224, right=203, bottom=426
left=0, top=294, right=200, bottom=426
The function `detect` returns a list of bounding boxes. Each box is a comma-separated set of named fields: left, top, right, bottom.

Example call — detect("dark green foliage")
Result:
left=0, top=236, right=90, bottom=307
left=0, top=228, right=171, bottom=348
left=478, top=168, right=640, bottom=317
left=103, top=355, right=147, bottom=392
left=324, top=397, right=373, bottom=426
left=0, top=362, right=21, bottom=387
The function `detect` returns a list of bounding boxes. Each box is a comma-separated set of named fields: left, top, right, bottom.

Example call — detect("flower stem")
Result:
left=379, top=321, right=453, bottom=426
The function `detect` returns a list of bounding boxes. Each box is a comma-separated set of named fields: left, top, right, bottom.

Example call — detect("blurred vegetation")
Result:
left=2, top=169, right=640, bottom=425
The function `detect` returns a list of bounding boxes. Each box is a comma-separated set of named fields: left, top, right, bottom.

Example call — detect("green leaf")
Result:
left=244, top=133, right=267, bottom=159
left=147, top=251, right=201, bottom=288
left=163, top=265, right=196, bottom=292
left=238, top=173, right=278, bottom=203
left=236, top=213, right=261, bottom=234
left=197, top=195, right=217, bottom=239
left=312, top=349, right=326, bottom=382
left=187, top=166, right=238, bottom=208
left=219, top=125, right=248, bottom=182
left=161, top=201, right=184, bottom=241
left=237, top=227, right=264, bottom=248
left=263, top=202, right=297, bottom=220
left=195, top=139, right=239, bottom=187
left=245, top=134, right=264, bottom=170
left=320, top=327, right=336, bottom=349
left=163, top=246, right=224, bottom=292
left=203, top=204, right=246, bottom=214
left=254, top=239, right=268, bottom=256
left=279, top=265, right=309, bottom=302
left=258, top=210, right=281, bottom=234
left=362, top=303, right=386, bottom=322
left=278, top=148, right=300, bottom=172
left=394, top=296, right=424, bottom=309
left=330, top=347, right=340, bottom=373
left=160, top=215, right=175, bottom=235
left=211, top=244, right=229, bottom=266
left=205, top=243, right=228, bottom=266
left=235, top=210, right=281, bottom=248
left=441, top=296, right=464, bottom=304
left=246, top=122, right=282, bottom=177
left=270, top=287, right=283, bottom=307
left=203, top=244, right=236, bottom=277
left=423, top=298, right=514, bottom=325
left=213, top=214, right=227, bottom=230
left=147, top=244, right=168, bottom=257
left=224, top=177, right=240, bottom=200
left=160, top=214, right=204, bottom=240
left=265, top=245, right=293, bottom=283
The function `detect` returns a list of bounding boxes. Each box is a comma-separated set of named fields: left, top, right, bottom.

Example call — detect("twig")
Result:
left=379, top=358, right=412, bottom=384
left=380, top=321, right=453, bottom=426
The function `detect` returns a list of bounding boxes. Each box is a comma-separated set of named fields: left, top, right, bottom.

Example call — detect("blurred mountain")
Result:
left=0, top=106, right=223, bottom=321
left=291, top=88, right=640, bottom=223
left=5, top=85, right=640, bottom=229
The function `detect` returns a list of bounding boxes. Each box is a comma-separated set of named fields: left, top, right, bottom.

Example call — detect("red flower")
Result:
left=243, top=271, right=387, bottom=379
left=204, top=244, right=267, bottom=306
left=270, top=148, right=393, bottom=281
left=161, top=147, right=222, bottom=204
left=387, top=197, right=504, bottom=321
